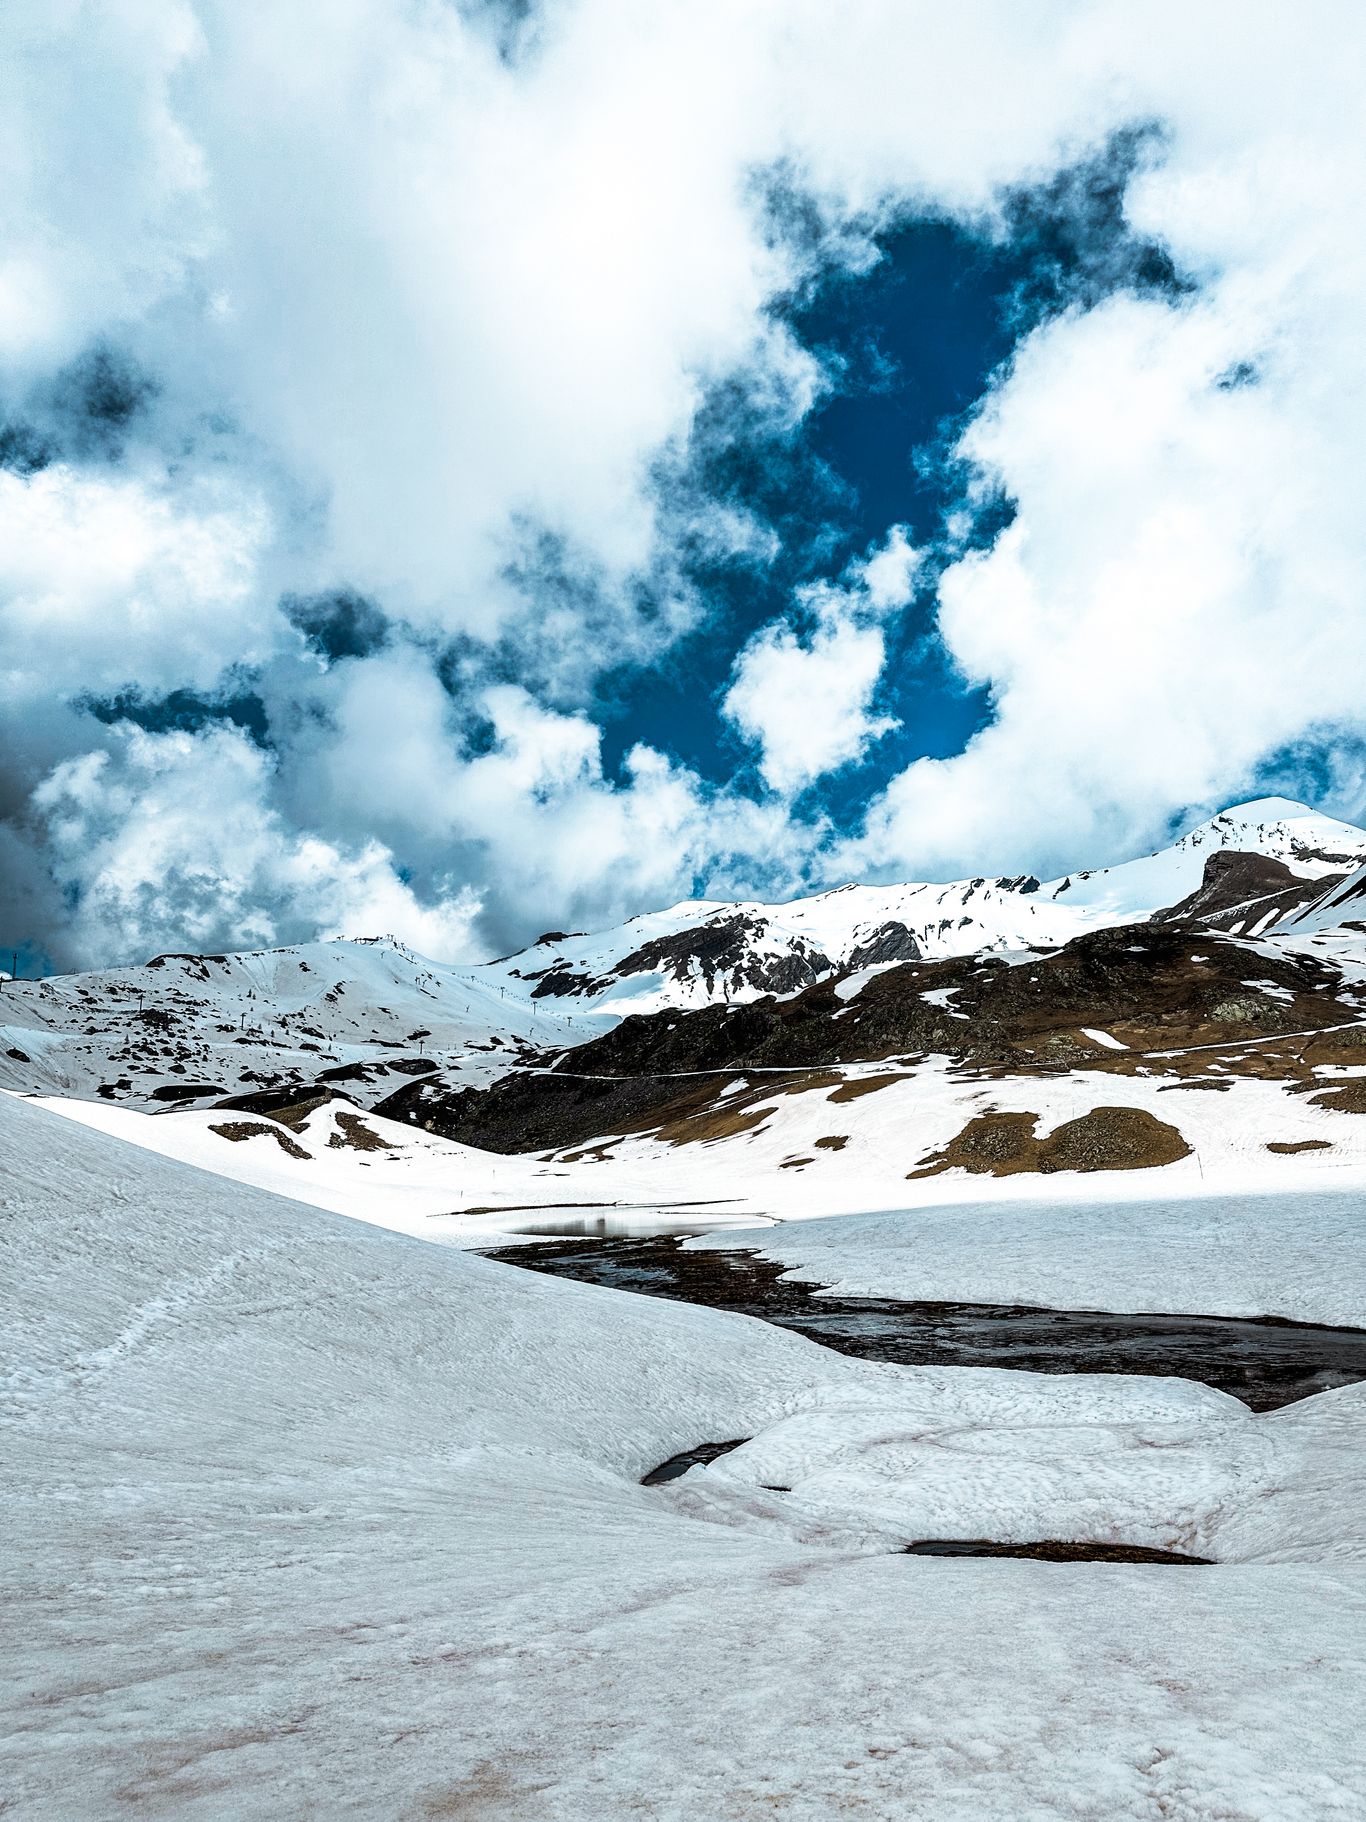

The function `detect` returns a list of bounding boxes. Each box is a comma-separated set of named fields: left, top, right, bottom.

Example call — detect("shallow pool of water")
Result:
left=481, top=1234, right=1366, bottom=1411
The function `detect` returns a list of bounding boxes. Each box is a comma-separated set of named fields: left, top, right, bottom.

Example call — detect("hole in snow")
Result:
left=902, top=1539, right=1210, bottom=1564
left=641, top=1439, right=749, bottom=1485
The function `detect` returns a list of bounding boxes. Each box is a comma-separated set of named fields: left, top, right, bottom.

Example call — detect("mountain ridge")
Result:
left=4, top=798, right=1366, bottom=1134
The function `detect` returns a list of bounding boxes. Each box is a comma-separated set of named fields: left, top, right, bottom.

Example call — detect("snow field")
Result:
left=4, top=1092, right=1366, bottom=1817
left=31, top=1042, right=1366, bottom=1327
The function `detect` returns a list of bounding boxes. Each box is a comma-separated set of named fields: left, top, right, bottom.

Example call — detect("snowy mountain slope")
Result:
left=0, top=933, right=592, bottom=1113
left=6, top=1090, right=1366, bottom=1817
left=472, top=797, right=1366, bottom=1016
left=1274, top=858, right=1366, bottom=941
left=383, top=916, right=1366, bottom=1173
left=4, top=796, right=1365, bottom=1125
left=38, top=1055, right=1366, bottom=1323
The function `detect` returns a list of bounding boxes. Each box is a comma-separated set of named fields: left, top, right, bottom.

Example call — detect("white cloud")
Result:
left=0, top=0, right=206, bottom=375
left=6, top=1, right=1366, bottom=961
left=724, top=527, right=918, bottom=794
left=849, top=20, right=1366, bottom=881
left=0, top=464, right=271, bottom=703
left=31, top=725, right=481, bottom=967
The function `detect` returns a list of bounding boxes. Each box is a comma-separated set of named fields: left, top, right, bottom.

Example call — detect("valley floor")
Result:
left=32, top=1049, right=1366, bottom=1325
left=4, top=1092, right=1366, bottom=1818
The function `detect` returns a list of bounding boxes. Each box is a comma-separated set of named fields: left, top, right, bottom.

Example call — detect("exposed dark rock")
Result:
left=373, top=1070, right=699, bottom=1152
left=640, top=1440, right=749, bottom=1485
left=209, top=1119, right=311, bottom=1159
left=529, top=965, right=606, bottom=999
left=845, top=923, right=922, bottom=969
left=1154, top=849, right=1333, bottom=932
left=614, top=912, right=832, bottom=998
left=404, top=923, right=1349, bottom=1154
left=1207, top=993, right=1282, bottom=1027
left=213, top=1085, right=351, bottom=1130
left=902, top=1540, right=1210, bottom=1564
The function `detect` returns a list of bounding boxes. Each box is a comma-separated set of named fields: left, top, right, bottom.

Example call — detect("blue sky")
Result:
left=3, top=3, right=1366, bottom=969
left=601, top=138, right=1187, bottom=810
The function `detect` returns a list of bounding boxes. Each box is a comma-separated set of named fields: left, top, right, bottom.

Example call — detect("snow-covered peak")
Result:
left=466, top=799, right=1366, bottom=1016
left=1034, top=800, right=1366, bottom=924
left=1169, top=798, right=1363, bottom=865
left=9, top=801, right=1366, bottom=1105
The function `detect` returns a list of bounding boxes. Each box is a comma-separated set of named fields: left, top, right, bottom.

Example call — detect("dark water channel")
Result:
left=480, top=1233, right=1366, bottom=1412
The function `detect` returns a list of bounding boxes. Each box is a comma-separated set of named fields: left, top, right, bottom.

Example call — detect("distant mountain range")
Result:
left=471, top=797, right=1366, bottom=1017
left=7, top=796, right=1366, bottom=1195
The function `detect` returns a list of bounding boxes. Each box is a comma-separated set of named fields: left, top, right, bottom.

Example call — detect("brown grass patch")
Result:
left=814, top=1134, right=848, bottom=1151
left=1307, top=1081, right=1366, bottom=1114
left=209, top=1120, right=310, bottom=1160
left=1266, top=1139, right=1332, bottom=1154
left=326, top=1110, right=390, bottom=1153
left=559, top=1141, right=620, bottom=1163
left=655, top=1102, right=776, bottom=1146
left=827, top=1072, right=907, bottom=1104
left=910, top=1105, right=1190, bottom=1179
left=768, top=1069, right=844, bottom=1096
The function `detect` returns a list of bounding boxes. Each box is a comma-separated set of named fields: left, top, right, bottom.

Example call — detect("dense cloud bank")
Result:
left=3, top=1, right=1366, bottom=967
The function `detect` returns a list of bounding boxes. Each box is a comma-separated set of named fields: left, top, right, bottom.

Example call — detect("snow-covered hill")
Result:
left=474, top=797, right=1366, bottom=1017
left=7, top=1091, right=1366, bottom=1817
left=0, top=932, right=595, bottom=1112
left=4, top=796, right=1365, bottom=1120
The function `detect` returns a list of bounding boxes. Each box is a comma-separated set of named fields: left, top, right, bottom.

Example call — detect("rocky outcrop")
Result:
left=845, top=923, right=922, bottom=969
left=1153, top=849, right=1335, bottom=933
left=614, top=913, right=833, bottom=998
left=909, top=1105, right=1192, bottom=1177
left=383, top=923, right=1357, bottom=1153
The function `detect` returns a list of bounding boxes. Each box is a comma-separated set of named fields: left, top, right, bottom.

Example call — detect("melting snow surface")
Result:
left=5, top=1091, right=1366, bottom=1817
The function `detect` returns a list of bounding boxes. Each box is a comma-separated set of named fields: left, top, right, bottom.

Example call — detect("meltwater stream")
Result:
left=480, top=1232, right=1366, bottom=1412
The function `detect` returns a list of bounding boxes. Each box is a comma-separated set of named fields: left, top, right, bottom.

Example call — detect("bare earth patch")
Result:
left=1307, top=1081, right=1366, bottom=1114
left=827, top=1073, right=907, bottom=1104
left=910, top=1105, right=1191, bottom=1179
left=656, top=1103, right=776, bottom=1146
left=208, top=1120, right=311, bottom=1160
left=1267, top=1139, right=1332, bottom=1154
left=326, top=1110, right=390, bottom=1153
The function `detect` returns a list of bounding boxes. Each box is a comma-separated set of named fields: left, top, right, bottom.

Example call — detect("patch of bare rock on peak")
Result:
left=1153, top=848, right=1341, bottom=933
left=613, top=913, right=833, bottom=997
